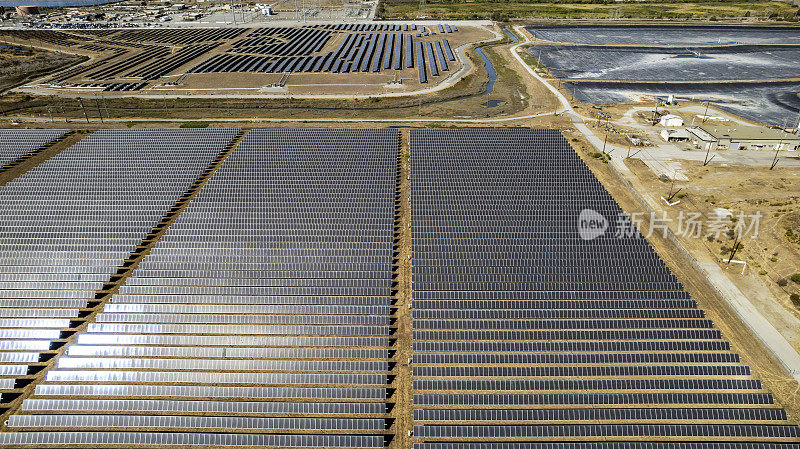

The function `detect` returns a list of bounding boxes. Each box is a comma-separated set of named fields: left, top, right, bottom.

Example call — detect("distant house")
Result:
left=661, top=129, right=690, bottom=142
left=659, top=114, right=683, bottom=127
left=687, top=125, right=800, bottom=151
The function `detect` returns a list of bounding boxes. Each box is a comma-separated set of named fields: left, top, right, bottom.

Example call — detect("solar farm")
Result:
left=0, top=24, right=490, bottom=96
left=0, top=125, right=797, bottom=448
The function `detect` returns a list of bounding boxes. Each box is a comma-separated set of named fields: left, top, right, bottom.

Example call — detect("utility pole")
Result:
left=702, top=101, right=709, bottom=123
left=94, top=96, right=103, bottom=124
left=771, top=118, right=788, bottom=170
left=47, top=105, right=53, bottom=123
left=666, top=170, right=682, bottom=203
left=102, top=94, right=110, bottom=119
left=651, top=100, right=659, bottom=124
left=231, top=0, right=237, bottom=24
left=78, top=97, right=89, bottom=124
left=703, top=145, right=715, bottom=166
left=727, top=232, right=741, bottom=264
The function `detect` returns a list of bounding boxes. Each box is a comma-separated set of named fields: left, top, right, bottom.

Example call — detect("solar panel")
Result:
left=408, top=128, right=800, bottom=445
left=3, top=128, right=399, bottom=447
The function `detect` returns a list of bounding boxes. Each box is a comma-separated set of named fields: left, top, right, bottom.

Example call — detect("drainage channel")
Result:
left=0, top=128, right=250, bottom=425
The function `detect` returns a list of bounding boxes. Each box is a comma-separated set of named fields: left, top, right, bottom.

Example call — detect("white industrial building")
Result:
left=659, top=114, right=684, bottom=127
left=687, top=125, right=800, bottom=151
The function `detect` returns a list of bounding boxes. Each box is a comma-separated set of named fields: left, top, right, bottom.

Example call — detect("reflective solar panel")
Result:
left=408, top=128, right=799, bottom=445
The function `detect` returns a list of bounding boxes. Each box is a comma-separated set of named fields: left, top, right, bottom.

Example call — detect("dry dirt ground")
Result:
left=0, top=47, right=86, bottom=94
left=625, top=158, right=800, bottom=346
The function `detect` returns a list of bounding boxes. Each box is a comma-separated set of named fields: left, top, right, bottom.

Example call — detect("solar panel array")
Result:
left=0, top=129, right=237, bottom=420
left=187, top=26, right=456, bottom=83
left=409, top=128, right=800, bottom=447
left=0, top=128, right=398, bottom=447
left=0, top=129, right=67, bottom=170
left=2, top=25, right=462, bottom=92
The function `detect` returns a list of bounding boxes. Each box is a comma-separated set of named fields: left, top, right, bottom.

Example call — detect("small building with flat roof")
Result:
left=687, top=125, right=800, bottom=151
left=661, top=128, right=690, bottom=142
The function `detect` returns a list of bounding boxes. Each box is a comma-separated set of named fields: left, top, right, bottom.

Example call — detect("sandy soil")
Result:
left=625, top=158, right=800, bottom=346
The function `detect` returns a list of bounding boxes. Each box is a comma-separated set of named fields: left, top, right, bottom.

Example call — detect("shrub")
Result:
left=791, top=293, right=800, bottom=307
left=792, top=273, right=800, bottom=284
left=180, top=121, right=210, bottom=129
left=778, top=278, right=789, bottom=287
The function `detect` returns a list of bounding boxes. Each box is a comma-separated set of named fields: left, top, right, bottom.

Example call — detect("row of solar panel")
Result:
left=314, top=23, right=457, bottom=33
left=413, top=379, right=761, bottom=390
left=94, top=314, right=389, bottom=325
left=124, top=278, right=391, bottom=286
left=412, top=352, right=740, bottom=364
left=413, top=407, right=788, bottom=421
left=412, top=340, right=730, bottom=352
left=413, top=291, right=691, bottom=299
left=413, top=365, right=750, bottom=377
left=55, top=358, right=389, bottom=371
left=109, top=294, right=391, bottom=305
left=87, top=323, right=391, bottom=335
left=412, top=309, right=705, bottom=319
left=0, top=433, right=386, bottom=447
left=413, top=392, right=775, bottom=405
left=75, top=334, right=390, bottom=347
left=66, top=346, right=388, bottom=359
left=412, top=330, right=723, bottom=340
left=413, top=282, right=684, bottom=291
left=412, top=318, right=712, bottom=329
left=23, top=399, right=387, bottom=414
left=104, top=304, right=390, bottom=314
left=414, top=424, right=800, bottom=438
left=414, top=443, right=800, bottom=449
left=8, top=415, right=389, bottom=430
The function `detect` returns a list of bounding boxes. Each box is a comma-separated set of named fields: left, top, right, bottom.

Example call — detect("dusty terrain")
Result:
left=0, top=47, right=86, bottom=94
left=625, top=157, right=800, bottom=347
